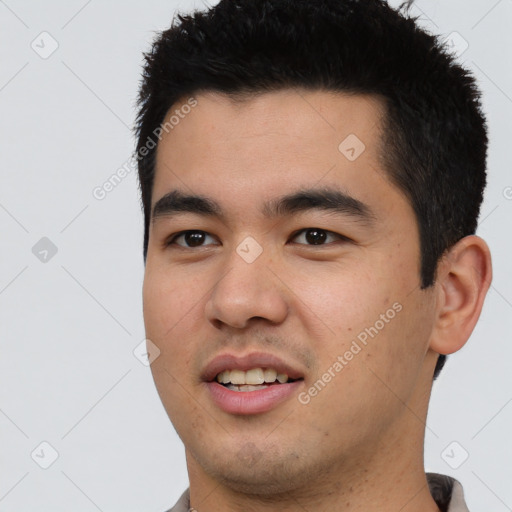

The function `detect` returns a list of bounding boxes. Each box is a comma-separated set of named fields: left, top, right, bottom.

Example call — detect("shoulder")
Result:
left=427, top=473, right=470, bottom=512
left=164, top=488, right=190, bottom=512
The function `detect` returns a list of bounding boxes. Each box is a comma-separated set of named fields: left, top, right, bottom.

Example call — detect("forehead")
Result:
left=155, top=89, right=386, bottom=158
left=152, top=89, right=399, bottom=219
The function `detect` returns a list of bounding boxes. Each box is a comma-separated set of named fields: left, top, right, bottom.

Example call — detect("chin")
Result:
left=214, top=467, right=304, bottom=497
left=191, top=445, right=321, bottom=497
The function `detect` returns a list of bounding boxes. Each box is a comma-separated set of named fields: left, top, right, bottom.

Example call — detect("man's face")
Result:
left=143, top=90, right=438, bottom=493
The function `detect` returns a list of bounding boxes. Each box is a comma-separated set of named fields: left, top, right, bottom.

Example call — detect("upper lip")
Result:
left=202, top=352, right=305, bottom=382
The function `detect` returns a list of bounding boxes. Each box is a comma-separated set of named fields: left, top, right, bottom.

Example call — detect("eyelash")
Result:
left=165, top=228, right=351, bottom=249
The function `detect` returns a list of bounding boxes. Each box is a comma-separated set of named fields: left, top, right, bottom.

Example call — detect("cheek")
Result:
left=142, top=266, right=206, bottom=358
left=293, top=261, right=396, bottom=335
left=293, top=259, right=422, bottom=387
left=143, top=268, right=204, bottom=420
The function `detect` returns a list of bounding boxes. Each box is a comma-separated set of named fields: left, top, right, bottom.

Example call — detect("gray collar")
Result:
left=167, top=473, right=470, bottom=512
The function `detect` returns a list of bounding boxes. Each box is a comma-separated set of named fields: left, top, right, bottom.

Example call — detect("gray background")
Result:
left=0, top=0, right=511, bottom=510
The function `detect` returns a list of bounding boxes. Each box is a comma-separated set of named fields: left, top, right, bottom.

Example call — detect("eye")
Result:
left=166, top=230, right=218, bottom=248
left=290, top=228, right=349, bottom=245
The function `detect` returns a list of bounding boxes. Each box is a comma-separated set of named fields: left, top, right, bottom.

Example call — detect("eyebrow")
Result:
left=151, top=187, right=376, bottom=225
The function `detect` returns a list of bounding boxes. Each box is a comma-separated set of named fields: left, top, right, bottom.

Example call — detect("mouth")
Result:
left=215, top=367, right=301, bottom=392
left=202, top=352, right=305, bottom=415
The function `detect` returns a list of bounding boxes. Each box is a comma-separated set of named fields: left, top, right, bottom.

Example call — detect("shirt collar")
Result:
left=169, top=474, right=470, bottom=512
left=427, top=473, right=470, bottom=512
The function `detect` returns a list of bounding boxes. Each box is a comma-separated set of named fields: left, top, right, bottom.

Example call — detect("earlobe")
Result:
left=429, top=235, right=492, bottom=355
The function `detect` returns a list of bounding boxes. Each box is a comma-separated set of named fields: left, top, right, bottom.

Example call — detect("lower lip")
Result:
left=205, top=381, right=303, bottom=415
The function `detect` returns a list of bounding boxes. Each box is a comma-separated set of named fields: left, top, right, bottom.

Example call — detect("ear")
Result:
left=429, top=235, right=492, bottom=355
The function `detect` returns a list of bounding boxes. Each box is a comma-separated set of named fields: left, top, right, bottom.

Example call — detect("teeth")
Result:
left=226, top=384, right=269, bottom=392
left=215, top=368, right=289, bottom=385
left=263, top=368, right=277, bottom=382
left=230, top=369, right=246, bottom=385
left=246, top=368, right=265, bottom=385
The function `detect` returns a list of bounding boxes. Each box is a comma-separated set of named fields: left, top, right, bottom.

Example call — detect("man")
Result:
left=135, top=0, right=492, bottom=510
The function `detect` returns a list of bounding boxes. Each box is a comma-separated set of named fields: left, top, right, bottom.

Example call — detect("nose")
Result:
left=204, top=245, right=289, bottom=330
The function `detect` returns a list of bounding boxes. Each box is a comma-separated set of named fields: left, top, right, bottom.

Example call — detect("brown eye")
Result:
left=291, top=228, right=346, bottom=245
left=168, top=230, right=217, bottom=248
left=304, top=228, right=327, bottom=244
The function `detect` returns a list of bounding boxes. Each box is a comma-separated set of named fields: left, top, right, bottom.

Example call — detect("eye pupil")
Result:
left=185, top=231, right=205, bottom=247
left=305, top=229, right=326, bottom=245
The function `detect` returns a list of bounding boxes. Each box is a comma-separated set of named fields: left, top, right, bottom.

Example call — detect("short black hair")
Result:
left=135, top=0, right=488, bottom=379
